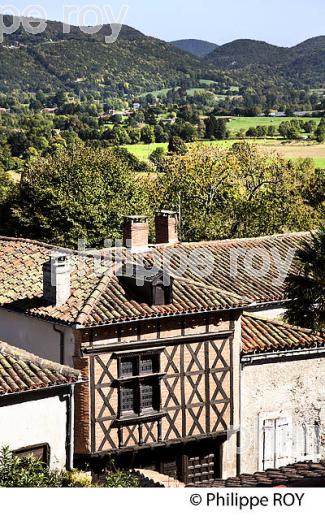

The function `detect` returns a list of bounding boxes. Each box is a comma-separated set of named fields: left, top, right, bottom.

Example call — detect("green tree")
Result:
left=285, top=228, right=325, bottom=331
left=168, top=136, right=187, bottom=155
left=141, top=125, right=155, bottom=144
left=154, top=143, right=322, bottom=242
left=7, top=145, right=143, bottom=248
left=149, top=147, right=167, bottom=171
left=315, top=118, right=325, bottom=143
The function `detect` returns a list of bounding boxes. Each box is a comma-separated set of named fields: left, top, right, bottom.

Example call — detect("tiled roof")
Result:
left=242, top=314, right=325, bottom=355
left=144, top=231, right=309, bottom=303
left=187, top=460, right=325, bottom=488
left=0, top=341, right=81, bottom=395
left=0, top=231, right=309, bottom=326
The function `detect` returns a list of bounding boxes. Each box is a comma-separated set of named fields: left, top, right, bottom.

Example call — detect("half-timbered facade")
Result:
left=75, top=309, right=242, bottom=483
left=0, top=213, right=314, bottom=484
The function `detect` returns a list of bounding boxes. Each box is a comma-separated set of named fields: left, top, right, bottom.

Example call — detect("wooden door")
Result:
left=182, top=441, right=221, bottom=485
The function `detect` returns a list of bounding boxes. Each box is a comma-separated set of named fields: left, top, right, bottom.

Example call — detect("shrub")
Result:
left=103, top=471, right=140, bottom=488
left=0, top=447, right=62, bottom=488
left=62, top=469, right=93, bottom=488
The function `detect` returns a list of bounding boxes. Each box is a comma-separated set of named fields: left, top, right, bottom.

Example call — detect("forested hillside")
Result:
left=0, top=17, right=218, bottom=95
left=171, top=39, right=218, bottom=57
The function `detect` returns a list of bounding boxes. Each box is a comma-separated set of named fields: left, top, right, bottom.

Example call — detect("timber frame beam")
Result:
left=82, top=330, right=234, bottom=355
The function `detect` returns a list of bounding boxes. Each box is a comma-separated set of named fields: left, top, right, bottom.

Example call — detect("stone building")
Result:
left=0, top=341, right=81, bottom=470
left=241, top=314, right=325, bottom=474
left=0, top=213, right=322, bottom=484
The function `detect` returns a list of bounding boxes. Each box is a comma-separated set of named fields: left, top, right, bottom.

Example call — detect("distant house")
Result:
left=160, top=118, right=176, bottom=124
left=0, top=342, right=82, bottom=470
left=133, top=103, right=141, bottom=110
left=42, top=107, right=57, bottom=114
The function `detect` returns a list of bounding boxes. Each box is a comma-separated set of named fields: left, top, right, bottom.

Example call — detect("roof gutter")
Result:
left=242, top=345, right=325, bottom=364
left=0, top=379, right=84, bottom=401
left=73, top=304, right=253, bottom=330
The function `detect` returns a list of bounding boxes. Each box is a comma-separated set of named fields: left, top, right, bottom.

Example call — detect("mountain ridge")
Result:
left=171, top=39, right=218, bottom=57
left=1, top=16, right=325, bottom=95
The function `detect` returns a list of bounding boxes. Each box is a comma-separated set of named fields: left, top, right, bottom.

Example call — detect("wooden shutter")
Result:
left=262, top=419, right=275, bottom=470
left=275, top=417, right=291, bottom=467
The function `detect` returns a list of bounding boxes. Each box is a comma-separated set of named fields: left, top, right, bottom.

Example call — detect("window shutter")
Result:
left=275, top=417, right=291, bottom=467
left=302, top=422, right=321, bottom=461
left=262, top=419, right=275, bottom=470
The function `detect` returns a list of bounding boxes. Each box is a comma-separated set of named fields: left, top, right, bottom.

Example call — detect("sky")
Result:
left=6, top=0, right=325, bottom=47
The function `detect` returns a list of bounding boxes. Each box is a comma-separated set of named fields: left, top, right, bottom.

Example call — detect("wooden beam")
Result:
left=82, top=330, right=234, bottom=354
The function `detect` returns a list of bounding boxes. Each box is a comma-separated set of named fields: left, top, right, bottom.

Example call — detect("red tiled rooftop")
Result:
left=0, top=341, right=81, bottom=395
left=242, top=314, right=325, bottom=355
left=0, top=231, right=310, bottom=326
left=187, top=460, right=325, bottom=488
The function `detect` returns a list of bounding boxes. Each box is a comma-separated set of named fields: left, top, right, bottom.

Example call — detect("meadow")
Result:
left=227, top=116, right=321, bottom=133
left=122, top=116, right=325, bottom=165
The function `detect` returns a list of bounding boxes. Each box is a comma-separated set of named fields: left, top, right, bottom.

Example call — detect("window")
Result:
left=118, top=352, right=161, bottom=418
left=14, top=444, right=50, bottom=466
left=121, top=385, right=136, bottom=414
left=120, top=358, right=136, bottom=378
left=141, top=382, right=155, bottom=410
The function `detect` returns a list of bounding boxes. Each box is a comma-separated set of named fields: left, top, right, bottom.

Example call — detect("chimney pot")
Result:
left=155, top=210, right=179, bottom=245
left=123, top=215, right=149, bottom=252
left=43, top=253, right=71, bottom=307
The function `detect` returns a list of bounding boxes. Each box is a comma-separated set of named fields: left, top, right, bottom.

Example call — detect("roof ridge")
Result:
left=155, top=230, right=312, bottom=250
left=0, top=235, right=74, bottom=253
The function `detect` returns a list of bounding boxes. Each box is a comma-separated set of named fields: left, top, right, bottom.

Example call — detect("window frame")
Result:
left=116, top=350, right=164, bottom=421
left=14, top=443, right=51, bottom=466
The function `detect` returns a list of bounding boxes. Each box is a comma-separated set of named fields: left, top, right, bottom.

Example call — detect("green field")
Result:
left=123, top=142, right=169, bottom=160
left=227, top=116, right=321, bottom=133
left=314, top=158, right=325, bottom=168
left=124, top=137, right=325, bottom=168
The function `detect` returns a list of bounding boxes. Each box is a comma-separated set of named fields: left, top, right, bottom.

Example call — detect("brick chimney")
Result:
left=155, top=210, right=179, bottom=245
left=43, top=253, right=71, bottom=306
left=123, top=216, right=149, bottom=252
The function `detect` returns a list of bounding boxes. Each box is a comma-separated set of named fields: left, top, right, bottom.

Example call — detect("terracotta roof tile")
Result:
left=242, top=314, right=325, bottom=355
left=0, top=341, right=81, bottom=395
left=0, top=232, right=310, bottom=326
left=188, top=460, right=325, bottom=487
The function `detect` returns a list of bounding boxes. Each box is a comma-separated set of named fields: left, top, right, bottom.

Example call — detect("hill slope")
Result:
left=206, top=36, right=325, bottom=85
left=206, top=39, right=289, bottom=68
left=171, top=39, right=218, bottom=57
left=0, top=17, right=216, bottom=95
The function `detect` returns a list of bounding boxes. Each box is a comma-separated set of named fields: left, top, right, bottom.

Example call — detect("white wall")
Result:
left=250, top=307, right=287, bottom=321
left=0, top=395, right=68, bottom=470
left=0, top=309, right=75, bottom=367
left=241, top=356, right=325, bottom=474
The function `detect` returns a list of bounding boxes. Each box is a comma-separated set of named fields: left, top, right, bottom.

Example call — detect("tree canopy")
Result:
left=153, top=142, right=323, bottom=242
left=5, top=144, right=146, bottom=248
left=285, top=228, right=325, bottom=331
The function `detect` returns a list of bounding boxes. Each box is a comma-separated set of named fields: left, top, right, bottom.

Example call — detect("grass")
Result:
left=227, top=116, right=321, bottom=133
left=124, top=137, right=325, bottom=169
left=123, top=142, right=169, bottom=160
left=314, top=158, right=325, bottom=168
